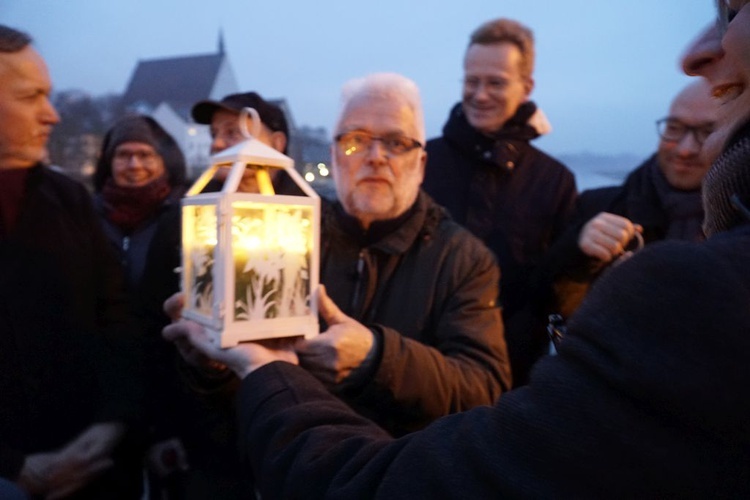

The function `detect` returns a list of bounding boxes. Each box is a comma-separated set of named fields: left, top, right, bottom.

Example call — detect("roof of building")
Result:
left=122, top=52, right=225, bottom=119
left=120, top=32, right=297, bottom=132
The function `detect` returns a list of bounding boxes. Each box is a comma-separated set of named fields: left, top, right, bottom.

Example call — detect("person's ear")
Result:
left=270, top=131, right=287, bottom=154
left=523, top=76, right=535, bottom=98
left=417, top=149, right=427, bottom=184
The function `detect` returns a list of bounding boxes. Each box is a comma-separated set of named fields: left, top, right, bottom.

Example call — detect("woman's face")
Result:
left=682, top=1, right=750, bottom=158
left=111, top=141, right=165, bottom=187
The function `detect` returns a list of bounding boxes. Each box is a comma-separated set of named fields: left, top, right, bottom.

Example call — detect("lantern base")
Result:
left=197, top=315, right=319, bottom=348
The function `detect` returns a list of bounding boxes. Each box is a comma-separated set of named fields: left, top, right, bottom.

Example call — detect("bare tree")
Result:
left=48, top=90, right=126, bottom=189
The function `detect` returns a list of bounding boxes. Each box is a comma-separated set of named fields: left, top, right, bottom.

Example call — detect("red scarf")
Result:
left=102, top=175, right=171, bottom=232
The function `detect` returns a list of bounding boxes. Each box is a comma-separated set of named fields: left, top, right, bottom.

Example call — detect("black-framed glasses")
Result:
left=655, top=118, right=714, bottom=146
left=717, top=0, right=750, bottom=33
left=335, top=131, right=423, bottom=157
left=113, top=149, right=159, bottom=164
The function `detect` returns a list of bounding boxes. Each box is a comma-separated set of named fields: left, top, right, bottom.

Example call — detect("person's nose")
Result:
left=211, top=136, right=227, bottom=154
left=674, top=130, right=702, bottom=156
left=471, top=81, right=491, bottom=101
left=125, top=155, right=144, bottom=168
left=682, top=23, right=723, bottom=77
left=364, top=139, right=389, bottom=164
left=41, top=97, right=60, bottom=125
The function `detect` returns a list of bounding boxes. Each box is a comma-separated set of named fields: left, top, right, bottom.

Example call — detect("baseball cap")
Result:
left=191, top=92, right=289, bottom=139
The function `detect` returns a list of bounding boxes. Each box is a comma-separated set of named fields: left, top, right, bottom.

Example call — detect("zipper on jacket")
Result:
left=122, top=236, right=130, bottom=252
left=350, top=250, right=366, bottom=314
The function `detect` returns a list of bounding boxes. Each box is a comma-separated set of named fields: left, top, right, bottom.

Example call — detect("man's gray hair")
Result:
left=0, top=25, right=32, bottom=53
left=334, top=72, right=426, bottom=143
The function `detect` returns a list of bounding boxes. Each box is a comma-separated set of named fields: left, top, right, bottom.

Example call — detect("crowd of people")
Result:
left=1, top=0, right=749, bottom=497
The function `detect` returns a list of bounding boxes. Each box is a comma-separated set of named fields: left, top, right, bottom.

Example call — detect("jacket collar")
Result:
left=325, top=191, right=446, bottom=255
left=702, top=119, right=750, bottom=236
left=442, top=102, right=540, bottom=171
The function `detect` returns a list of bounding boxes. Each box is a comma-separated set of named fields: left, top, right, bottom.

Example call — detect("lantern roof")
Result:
left=211, top=136, right=293, bottom=169
left=185, top=106, right=318, bottom=198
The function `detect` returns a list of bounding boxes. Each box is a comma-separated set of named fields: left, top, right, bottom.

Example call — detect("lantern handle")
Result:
left=239, top=107, right=261, bottom=139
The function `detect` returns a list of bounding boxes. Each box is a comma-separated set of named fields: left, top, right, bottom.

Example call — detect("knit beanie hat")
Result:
left=94, top=115, right=187, bottom=192
left=702, top=119, right=750, bottom=237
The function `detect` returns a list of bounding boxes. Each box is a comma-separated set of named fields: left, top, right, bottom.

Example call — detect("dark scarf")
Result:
left=101, top=175, right=171, bottom=233
left=647, top=159, right=705, bottom=241
left=703, top=120, right=750, bottom=237
left=443, top=101, right=540, bottom=171
left=0, top=168, right=29, bottom=237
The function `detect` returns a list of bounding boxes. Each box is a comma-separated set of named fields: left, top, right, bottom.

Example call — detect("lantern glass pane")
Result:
left=231, top=201, right=314, bottom=321
left=183, top=204, right=217, bottom=318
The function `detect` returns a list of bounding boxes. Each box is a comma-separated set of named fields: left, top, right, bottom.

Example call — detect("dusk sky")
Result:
left=5, top=1, right=714, bottom=160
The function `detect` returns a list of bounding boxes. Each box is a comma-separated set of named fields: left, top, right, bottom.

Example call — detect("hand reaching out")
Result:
left=163, top=291, right=185, bottom=322
left=578, top=212, right=643, bottom=263
left=18, top=422, right=125, bottom=499
left=162, top=292, right=226, bottom=372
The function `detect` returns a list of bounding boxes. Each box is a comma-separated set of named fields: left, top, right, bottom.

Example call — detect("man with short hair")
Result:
left=166, top=72, right=512, bottom=437
left=299, top=73, right=511, bottom=434
left=545, top=79, right=718, bottom=318
left=422, top=18, right=577, bottom=386
left=0, top=24, right=143, bottom=499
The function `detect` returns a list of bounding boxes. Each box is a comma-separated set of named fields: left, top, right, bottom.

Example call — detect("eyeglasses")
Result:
left=655, top=118, right=714, bottom=146
left=210, top=125, right=244, bottom=144
left=114, top=149, right=159, bottom=164
left=718, top=0, right=750, bottom=33
left=334, top=131, right=423, bottom=157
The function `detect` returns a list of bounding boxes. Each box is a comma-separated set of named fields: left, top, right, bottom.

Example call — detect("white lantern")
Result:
left=181, top=108, right=320, bottom=347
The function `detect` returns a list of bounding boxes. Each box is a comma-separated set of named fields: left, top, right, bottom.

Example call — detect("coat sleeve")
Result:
left=75, top=184, right=147, bottom=426
left=547, top=163, right=579, bottom=244
left=339, top=230, right=511, bottom=434
left=0, top=445, right=25, bottom=482
left=534, top=186, right=622, bottom=318
left=238, top=234, right=750, bottom=499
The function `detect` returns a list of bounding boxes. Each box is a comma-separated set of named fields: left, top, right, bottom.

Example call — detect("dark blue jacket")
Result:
left=0, top=165, right=144, bottom=498
left=238, top=221, right=750, bottom=500
left=423, top=102, right=577, bottom=385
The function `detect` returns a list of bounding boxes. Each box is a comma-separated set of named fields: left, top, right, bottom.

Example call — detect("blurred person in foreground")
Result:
left=543, top=79, right=719, bottom=318
left=422, top=18, right=577, bottom=386
left=0, top=24, right=144, bottom=499
left=164, top=2, right=750, bottom=497
left=166, top=72, right=511, bottom=436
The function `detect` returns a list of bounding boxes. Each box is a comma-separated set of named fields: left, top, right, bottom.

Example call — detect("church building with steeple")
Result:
left=121, top=33, right=295, bottom=179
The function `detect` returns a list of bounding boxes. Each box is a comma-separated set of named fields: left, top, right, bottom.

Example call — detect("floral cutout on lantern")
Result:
left=232, top=203, right=313, bottom=321
left=186, top=204, right=217, bottom=316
